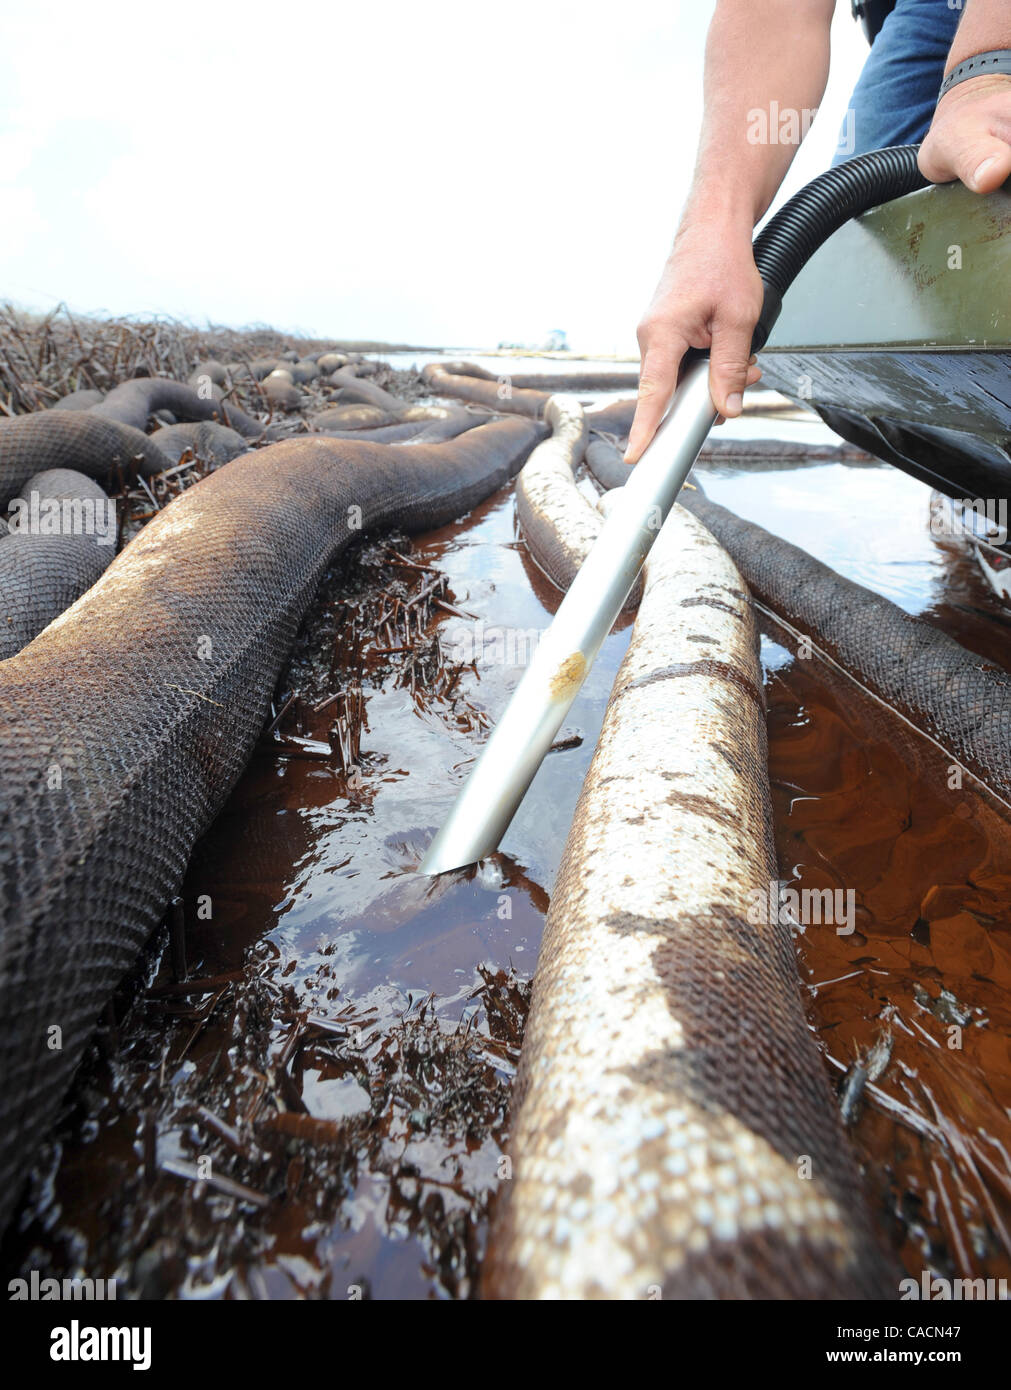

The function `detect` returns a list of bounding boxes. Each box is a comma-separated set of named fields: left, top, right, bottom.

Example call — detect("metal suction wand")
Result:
left=419, top=354, right=716, bottom=875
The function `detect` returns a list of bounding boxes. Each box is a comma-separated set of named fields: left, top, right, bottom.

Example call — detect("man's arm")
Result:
left=919, top=0, right=1011, bottom=191
left=625, top=0, right=836, bottom=463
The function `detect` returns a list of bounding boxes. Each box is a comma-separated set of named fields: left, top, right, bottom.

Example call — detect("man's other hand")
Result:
left=919, top=73, right=1011, bottom=192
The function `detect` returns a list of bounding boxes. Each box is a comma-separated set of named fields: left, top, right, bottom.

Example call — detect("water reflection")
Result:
left=5, top=367, right=1010, bottom=1296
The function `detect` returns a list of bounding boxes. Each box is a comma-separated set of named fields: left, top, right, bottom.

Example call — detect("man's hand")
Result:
left=623, top=0, right=835, bottom=464
left=918, top=74, right=1011, bottom=192
left=625, top=214, right=764, bottom=464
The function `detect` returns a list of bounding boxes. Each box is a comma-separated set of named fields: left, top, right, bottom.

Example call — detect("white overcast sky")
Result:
left=1, top=1, right=868, bottom=352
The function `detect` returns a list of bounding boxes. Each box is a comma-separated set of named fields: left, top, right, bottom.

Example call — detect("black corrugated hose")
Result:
left=750, top=144, right=929, bottom=350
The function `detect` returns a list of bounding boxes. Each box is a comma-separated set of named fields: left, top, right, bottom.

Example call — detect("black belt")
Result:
left=850, top=0, right=896, bottom=46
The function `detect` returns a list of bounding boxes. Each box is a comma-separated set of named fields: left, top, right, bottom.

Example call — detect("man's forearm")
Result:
left=919, top=0, right=1011, bottom=191
left=625, top=0, right=835, bottom=457
left=946, top=0, right=1011, bottom=70
left=685, top=0, right=836, bottom=233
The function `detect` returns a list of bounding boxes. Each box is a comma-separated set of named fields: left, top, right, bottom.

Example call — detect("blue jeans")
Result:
left=832, top=0, right=962, bottom=162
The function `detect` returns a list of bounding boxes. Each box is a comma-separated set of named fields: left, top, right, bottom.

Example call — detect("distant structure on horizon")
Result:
left=496, top=328, right=569, bottom=352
